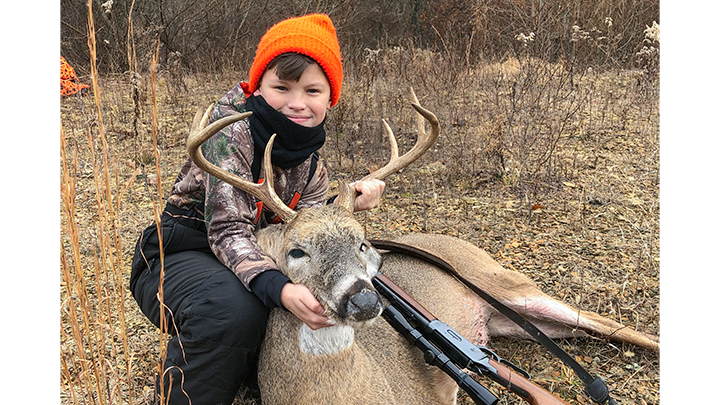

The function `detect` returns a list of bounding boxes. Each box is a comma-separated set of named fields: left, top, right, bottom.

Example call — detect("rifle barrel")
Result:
left=373, top=272, right=572, bottom=405
left=375, top=273, right=436, bottom=321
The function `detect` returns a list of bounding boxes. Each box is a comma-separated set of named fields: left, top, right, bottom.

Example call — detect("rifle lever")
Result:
left=475, top=345, right=531, bottom=380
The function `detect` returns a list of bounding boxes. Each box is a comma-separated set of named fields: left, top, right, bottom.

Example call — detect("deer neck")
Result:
left=298, top=323, right=355, bottom=356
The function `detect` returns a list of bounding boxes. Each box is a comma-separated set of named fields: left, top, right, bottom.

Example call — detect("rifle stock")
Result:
left=487, top=358, right=570, bottom=405
left=373, top=272, right=570, bottom=405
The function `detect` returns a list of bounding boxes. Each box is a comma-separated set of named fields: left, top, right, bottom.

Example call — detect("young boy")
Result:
left=130, top=14, right=384, bottom=404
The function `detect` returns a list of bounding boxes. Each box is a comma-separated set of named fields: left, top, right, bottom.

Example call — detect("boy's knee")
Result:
left=181, top=271, right=270, bottom=348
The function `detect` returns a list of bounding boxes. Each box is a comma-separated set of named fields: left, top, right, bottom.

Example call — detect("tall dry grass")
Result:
left=60, top=3, right=165, bottom=404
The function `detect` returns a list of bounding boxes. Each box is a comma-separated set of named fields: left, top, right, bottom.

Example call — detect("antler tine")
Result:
left=360, top=101, right=438, bottom=182
left=186, top=107, right=298, bottom=223
left=195, top=103, right=214, bottom=132
left=410, top=87, right=425, bottom=142
left=336, top=89, right=439, bottom=212
left=382, top=119, right=400, bottom=161
left=257, top=134, right=298, bottom=222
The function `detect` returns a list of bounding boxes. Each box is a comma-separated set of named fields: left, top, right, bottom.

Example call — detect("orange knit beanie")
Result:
left=243, top=14, right=343, bottom=107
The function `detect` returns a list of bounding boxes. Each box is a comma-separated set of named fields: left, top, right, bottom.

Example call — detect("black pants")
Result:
left=130, top=204, right=268, bottom=405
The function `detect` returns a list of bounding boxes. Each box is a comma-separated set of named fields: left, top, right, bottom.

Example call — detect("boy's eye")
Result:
left=289, top=249, right=306, bottom=259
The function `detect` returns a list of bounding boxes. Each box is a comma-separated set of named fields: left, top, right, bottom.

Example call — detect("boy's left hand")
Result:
left=352, top=179, right=386, bottom=212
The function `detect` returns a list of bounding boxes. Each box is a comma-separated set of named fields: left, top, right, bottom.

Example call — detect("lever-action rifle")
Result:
left=373, top=272, right=571, bottom=405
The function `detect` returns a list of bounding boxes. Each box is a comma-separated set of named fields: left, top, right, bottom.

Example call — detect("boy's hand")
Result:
left=352, top=179, right=386, bottom=212
left=280, top=283, right=331, bottom=330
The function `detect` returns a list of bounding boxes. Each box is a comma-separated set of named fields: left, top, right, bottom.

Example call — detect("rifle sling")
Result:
left=369, top=239, right=616, bottom=405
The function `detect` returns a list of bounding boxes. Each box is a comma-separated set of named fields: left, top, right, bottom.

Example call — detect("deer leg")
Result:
left=484, top=293, right=660, bottom=352
left=393, top=233, right=660, bottom=353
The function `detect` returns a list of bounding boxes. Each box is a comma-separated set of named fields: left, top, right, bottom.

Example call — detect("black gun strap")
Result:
left=369, top=239, right=616, bottom=405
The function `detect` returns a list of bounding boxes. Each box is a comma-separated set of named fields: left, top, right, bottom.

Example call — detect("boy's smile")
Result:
left=253, top=63, right=332, bottom=128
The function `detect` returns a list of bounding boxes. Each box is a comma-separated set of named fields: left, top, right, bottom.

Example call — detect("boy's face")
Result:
left=254, top=63, right=332, bottom=128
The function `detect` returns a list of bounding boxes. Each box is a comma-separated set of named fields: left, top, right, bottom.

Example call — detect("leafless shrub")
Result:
left=635, top=21, right=660, bottom=79
left=63, top=0, right=658, bottom=75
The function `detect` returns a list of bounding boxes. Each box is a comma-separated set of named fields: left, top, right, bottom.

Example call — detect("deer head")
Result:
left=186, top=90, right=439, bottom=329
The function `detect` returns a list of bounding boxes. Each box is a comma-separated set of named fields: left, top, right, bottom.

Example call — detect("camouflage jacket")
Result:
left=166, top=83, right=329, bottom=291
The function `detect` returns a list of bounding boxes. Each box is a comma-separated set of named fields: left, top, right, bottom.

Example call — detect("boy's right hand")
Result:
left=280, top=283, right=331, bottom=330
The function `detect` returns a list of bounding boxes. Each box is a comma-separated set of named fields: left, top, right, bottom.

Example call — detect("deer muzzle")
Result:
left=339, top=280, right=382, bottom=322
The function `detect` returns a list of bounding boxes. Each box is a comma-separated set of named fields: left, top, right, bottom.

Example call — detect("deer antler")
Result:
left=335, top=89, right=440, bottom=212
left=186, top=105, right=298, bottom=223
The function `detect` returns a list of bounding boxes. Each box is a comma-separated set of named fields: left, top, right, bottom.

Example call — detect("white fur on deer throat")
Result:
left=298, top=324, right=355, bottom=355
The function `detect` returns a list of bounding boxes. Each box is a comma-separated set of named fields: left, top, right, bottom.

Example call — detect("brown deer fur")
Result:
left=253, top=207, right=658, bottom=405
left=186, top=98, right=659, bottom=405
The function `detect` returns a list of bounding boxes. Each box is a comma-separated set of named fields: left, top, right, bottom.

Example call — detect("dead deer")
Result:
left=186, top=92, right=659, bottom=405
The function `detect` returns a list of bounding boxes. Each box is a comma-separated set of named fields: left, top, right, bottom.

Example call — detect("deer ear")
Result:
left=255, top=225, right=285, bottom=262
left=364, top=242, right=382, bottom=277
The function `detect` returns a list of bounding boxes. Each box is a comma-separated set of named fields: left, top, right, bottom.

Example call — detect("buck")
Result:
left=186, top=92, right=659, bottom=405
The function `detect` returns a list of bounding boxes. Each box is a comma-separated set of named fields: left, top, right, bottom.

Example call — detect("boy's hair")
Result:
left=241, top=14, right=343, bottom=107
left=266, top=52, right=317, bottom=83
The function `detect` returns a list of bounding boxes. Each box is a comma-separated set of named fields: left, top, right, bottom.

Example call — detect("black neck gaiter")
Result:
left=245, top=94, right=326, bottom=169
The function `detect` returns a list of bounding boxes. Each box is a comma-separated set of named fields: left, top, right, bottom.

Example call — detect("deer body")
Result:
left=255, top=205, right=473, bottom=405
left=254, top=208, right=659, bottom=405
left=186, top=93, right=658, bottom=405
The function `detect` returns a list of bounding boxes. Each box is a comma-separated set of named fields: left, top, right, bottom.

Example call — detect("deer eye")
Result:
left=288, top=249, right=306, bottom=259
left=360, top=243, right=368, bottom=252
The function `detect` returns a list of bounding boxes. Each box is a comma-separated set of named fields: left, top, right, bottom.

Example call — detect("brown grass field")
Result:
left=60, top=48, right=660, bottom=404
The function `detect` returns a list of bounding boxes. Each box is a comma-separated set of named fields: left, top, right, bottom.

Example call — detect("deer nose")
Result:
left=350, top=290, right=379, bottom=311
left=347, top=289, right=381, bottom=321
